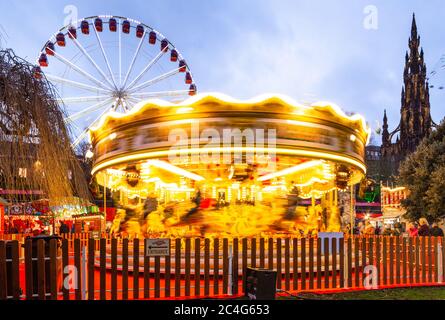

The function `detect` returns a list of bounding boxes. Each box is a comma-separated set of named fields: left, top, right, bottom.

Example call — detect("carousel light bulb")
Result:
left=109, top=132, right=117, bottom=140
left=85, top=150, right=94, bottom=159
left=140, top=164, right=150, bottom=178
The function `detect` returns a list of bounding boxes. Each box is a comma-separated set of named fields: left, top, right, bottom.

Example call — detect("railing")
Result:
left=0, top=235, right=444, bottom=300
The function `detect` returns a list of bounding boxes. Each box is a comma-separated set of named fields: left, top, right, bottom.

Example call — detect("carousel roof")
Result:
left=90, top=92, right=371, bottom=142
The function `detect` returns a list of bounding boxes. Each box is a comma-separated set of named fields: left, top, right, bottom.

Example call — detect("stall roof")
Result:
left=371, top=207, right=406, bottom=220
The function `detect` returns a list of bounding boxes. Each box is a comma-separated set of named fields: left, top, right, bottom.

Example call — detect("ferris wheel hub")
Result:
left=113, top=89, right=126, bottom=99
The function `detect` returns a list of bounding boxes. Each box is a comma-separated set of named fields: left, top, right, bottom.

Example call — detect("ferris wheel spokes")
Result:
left=122, top=29, right=147, bottom=89
left=121, top=98, right=132, bottom=112
left=92, top=19, right=118, bottom=90
left=56, top=95, right=111, bottom=104
left=45, top=74, right=110, bottom=94
left=67, top=29, right=116, bottom=90
left=48, top=48, right=113, bottom=91
left=128, top=67, right=181, bottom=94
left=131, top=89, right=191, bottom=99
left=71, top=100, right=116, bottom=148
left=125, top=97, right=140, bottom=107
left=64, top=97, right=115, bottom=122
left=118, top=18, right=122, bottom=87
left=125, top=49, right=165, bottom=91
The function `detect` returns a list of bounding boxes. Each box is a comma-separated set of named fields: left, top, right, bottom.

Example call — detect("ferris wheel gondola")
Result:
left=35, top=15, right=197, bottom=149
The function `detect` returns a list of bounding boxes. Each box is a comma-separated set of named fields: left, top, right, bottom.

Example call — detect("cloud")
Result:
left=202, top=2, right=364, bottom=103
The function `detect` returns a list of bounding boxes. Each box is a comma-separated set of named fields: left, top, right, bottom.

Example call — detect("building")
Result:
left=380, top=14, right=433, bottom=181
left=360, top=14, right=433, bottom=224
left=365, top=145, right=383, bottom=182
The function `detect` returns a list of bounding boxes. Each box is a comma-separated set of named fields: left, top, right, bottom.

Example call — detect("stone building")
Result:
left=378, top=14, right=433, bottom=182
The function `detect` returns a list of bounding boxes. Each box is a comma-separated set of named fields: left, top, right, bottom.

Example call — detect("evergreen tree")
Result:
left=398, top=120, right=445, bottom=222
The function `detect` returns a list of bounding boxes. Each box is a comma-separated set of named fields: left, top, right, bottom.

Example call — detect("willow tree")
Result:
left=0, top=49, right=90, bottom=203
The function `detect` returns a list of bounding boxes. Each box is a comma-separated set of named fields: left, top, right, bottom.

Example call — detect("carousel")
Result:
left=89, top=93, right=370, bottom=238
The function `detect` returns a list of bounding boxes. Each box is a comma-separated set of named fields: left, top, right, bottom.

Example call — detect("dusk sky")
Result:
left=1, top=0, right=444, bottom=145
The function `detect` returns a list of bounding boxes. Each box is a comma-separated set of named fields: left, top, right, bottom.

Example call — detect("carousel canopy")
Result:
left=89, top=93, right=370, bottom=199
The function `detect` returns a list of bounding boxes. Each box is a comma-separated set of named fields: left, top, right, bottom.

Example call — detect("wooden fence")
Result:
left=0, top=235, right=444, bottom=300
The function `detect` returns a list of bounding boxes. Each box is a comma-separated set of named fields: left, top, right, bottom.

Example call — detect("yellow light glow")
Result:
left=294, top=177, right=329, bottom=188
left=92, top=147, right=366, bottom=176
left=176, top=107, right=194, bottom=114
left=146, top=159, right=205, bottom=181
left=262, top=185, right=288, bottom=192
left=106, top=168, right=137, bottom=177
left=228, top=165, right=235, bottom=180
left=382, top=186, right=407, bottom=193
left=311, top=101, right=371, bottom=145
left=299, top=187, right=337, bottom=199
left=109, top=132, right=117, bottom=140
left=258, top=160, right=324, bottom=182
left=89, top=93, right=370, bottom=141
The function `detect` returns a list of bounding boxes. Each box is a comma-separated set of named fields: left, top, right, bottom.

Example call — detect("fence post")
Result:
left=81, top=246, right=87, bottom=300
left=228, top=243, right=233, bottom=296
left=0, top=241, right=6, bottom=300
left=343, top=239, right=349, bottom=288
left=438, top=241, right=443, bottom=283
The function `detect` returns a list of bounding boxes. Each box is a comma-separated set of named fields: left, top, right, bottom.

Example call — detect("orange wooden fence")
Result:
left=0, top=235, right=444, bottom=300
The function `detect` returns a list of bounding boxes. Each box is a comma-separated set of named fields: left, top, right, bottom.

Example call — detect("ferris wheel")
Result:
left=34, top=15, right=197, bottom=148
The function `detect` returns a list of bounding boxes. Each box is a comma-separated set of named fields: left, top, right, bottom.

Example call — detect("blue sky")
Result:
left=1, top=0, right=444, bottom=144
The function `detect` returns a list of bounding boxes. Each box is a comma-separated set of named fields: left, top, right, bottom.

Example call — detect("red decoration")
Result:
left=0, top=203, right=4, bottom=234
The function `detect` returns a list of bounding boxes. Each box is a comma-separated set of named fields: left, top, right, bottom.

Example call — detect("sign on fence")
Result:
left=91, top=231, right=100, bottom=239
left=145, top=238, right=170, bottom=256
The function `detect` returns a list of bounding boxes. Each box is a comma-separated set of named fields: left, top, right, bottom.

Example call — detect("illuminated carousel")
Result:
left=89, top=93, right=370, bottom=238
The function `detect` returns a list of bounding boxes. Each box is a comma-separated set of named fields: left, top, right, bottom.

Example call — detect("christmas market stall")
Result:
left=2, top=198, right=101, bottom=234
left=0, top=197, right=6, bottom=234
left=377, top=185, right=408, bottom=227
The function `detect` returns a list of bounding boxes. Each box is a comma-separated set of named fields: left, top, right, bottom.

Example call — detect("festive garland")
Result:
left=72, top=212, right=105, bottom=219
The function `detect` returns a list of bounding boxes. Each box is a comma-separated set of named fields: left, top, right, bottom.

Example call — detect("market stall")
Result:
left=2, top=198, right=102, bottom=234
left=379, top=186, right=408, bottom=227
left=0, top=197, right=6, bottom=234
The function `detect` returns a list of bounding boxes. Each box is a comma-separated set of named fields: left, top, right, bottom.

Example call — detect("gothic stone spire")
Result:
left=399, top=13, right=432, bottom=152
left=382, top=109, right=390, bottom=147
left=380, top=13, right=433, bottom=179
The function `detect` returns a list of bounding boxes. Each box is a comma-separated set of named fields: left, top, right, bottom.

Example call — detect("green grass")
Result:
left=292, top=287, right=445, bottom=300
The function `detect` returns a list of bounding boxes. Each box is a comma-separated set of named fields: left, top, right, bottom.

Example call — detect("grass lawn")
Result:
left=286, top=287, right=445, bottom=300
